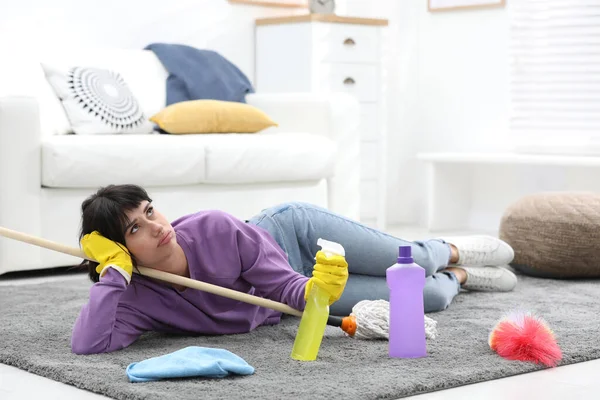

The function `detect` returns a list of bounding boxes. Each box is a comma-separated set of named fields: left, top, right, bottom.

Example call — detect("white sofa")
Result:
left=0, top=49, right=360, bottom=275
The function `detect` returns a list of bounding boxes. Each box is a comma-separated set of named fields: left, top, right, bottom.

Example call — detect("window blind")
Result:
left=510, top=0, right=600, bottom=154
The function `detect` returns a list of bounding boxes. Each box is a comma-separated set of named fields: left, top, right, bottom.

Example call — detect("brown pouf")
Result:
left=499, top=192, right=600, bottom=279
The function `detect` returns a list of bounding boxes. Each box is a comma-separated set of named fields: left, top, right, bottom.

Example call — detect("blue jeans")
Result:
left=248, top=202, right=461, bottom=316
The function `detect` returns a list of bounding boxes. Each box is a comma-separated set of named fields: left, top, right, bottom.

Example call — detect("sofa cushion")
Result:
left=42, top=64, right=154, bottom=135
left=150, top=100, right=277, bottom=134
left=42, top=134, right=207, bottom=188
left=499, top=192, right=600, bottom=279
left=41, top=133, right=335, bottom=187
left=202, top=133, right=336, bottom=184
left=7, top=50, right=168, bottom=137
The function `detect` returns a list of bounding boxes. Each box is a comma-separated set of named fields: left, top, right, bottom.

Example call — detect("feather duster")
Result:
left=489, top=311, right=562, bottom=367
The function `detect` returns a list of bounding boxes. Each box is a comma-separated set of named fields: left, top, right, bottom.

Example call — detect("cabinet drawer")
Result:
left=360, top=142, right=379, bottom=180
left=315, top=24, right=380, bottom=64
left=318, top=63, right=378, bottom=102
left=359, top=104, right=379, bottom=142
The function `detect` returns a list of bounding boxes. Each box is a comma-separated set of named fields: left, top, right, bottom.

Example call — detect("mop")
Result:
left=0, top=226, right=438, bottom=341
left=328, top=300, right=438, bottom=340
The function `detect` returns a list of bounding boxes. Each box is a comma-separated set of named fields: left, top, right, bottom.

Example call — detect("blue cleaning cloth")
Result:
left=126, top=346, right=255, bottom=383
left=145, top=43, right=255, bottom=105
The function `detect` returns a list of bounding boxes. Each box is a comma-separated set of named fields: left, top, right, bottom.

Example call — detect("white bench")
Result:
left=417, top=152, right=600, bottom=233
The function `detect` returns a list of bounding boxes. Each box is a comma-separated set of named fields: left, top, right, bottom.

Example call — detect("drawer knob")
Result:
left=343, top=38, right=356, bottom=46
left=343, top=77, right=356, bottom=85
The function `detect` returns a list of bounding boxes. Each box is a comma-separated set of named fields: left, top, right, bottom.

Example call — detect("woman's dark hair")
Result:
left=78, top=184, right=152, bottom=282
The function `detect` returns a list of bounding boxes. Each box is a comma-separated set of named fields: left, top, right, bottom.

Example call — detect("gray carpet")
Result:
left=1, top=272, right=599, bottom=400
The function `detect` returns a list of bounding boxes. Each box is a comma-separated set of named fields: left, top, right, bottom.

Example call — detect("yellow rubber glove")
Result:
left=305, top=250, right=349, bottom=306
left=81, top=231, right=133, bottom=284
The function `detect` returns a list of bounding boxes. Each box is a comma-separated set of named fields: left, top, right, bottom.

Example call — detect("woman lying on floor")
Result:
left=72, top=184, right=517, bottom=354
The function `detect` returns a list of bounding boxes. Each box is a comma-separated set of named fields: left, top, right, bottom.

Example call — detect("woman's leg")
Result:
left=248, top=202, right=452, bottom=277
left=248, top=202, right=461, bottom=315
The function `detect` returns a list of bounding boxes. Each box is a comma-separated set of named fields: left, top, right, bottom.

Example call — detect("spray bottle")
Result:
left=291, top=238, right=345, bottom=361
left=386, top=245, right=427, bottom=358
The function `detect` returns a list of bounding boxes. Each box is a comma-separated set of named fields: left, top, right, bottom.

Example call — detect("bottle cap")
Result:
left=397, top=246, right=414, bottom=263
left=399, top=246, right=411, bottom=257
left=317, top=238, right=345, bottom=257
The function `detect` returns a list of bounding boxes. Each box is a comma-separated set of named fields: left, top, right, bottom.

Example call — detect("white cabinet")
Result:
left=255, top=14, right=388, bottom=229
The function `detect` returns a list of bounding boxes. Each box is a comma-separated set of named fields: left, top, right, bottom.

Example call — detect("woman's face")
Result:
left=123, top=201, right=176, bottom=268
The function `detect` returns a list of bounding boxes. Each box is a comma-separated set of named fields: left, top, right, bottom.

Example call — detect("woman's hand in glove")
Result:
left=304, top=250, right=349, bottom=305
left=81, top=231, right=133, bottom=284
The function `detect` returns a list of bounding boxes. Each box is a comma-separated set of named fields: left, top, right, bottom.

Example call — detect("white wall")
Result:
left=416, top=6, right=511, bottom=153
left=0, top=0, right=304, bottom=82
left=401, top=3, right=511, bottom=226
left=340, top=1, right=511, bottom=225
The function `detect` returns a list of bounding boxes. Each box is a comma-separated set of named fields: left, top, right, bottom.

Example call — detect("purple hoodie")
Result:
left=71, top=210, right=309, bottom=354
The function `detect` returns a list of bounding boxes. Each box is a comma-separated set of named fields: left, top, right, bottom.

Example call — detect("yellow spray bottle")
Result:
left=291, top=238, right=345, bottom=361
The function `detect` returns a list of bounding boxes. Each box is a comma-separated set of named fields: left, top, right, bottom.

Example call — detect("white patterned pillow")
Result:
left=42, top=64, right=154, bottom=135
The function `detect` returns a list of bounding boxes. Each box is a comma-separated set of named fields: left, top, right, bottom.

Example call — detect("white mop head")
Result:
left=350, top=299, right=438, bottom=340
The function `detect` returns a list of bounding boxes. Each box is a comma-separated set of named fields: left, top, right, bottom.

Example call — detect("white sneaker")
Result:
left=445, top=235, right=514, bottom=266
left=461, top=266, right=518, bottom=292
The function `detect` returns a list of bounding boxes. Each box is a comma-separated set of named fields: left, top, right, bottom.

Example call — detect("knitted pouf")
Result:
left=499, top=192, right=600, bottom=279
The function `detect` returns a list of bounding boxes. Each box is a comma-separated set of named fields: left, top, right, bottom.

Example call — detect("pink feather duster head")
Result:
left=489, top=311, right=562, bottom=367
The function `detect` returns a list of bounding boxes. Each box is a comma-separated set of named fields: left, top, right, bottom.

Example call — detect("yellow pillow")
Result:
left=150, top=99, right=277, bottom=134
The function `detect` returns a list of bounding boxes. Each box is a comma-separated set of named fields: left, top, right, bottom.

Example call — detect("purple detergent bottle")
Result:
left=386, top=245, right=427, bottom=358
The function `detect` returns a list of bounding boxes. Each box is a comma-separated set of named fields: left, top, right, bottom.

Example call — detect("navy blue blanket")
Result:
left=145, top=43, right=254, bottom=105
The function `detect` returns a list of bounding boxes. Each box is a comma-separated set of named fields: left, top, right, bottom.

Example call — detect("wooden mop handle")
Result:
left=0, top=226, right=303, bottom=318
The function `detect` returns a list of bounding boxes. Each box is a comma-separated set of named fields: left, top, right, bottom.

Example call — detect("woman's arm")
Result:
left=71, top=268, right=145, bottom=354
left=196, top=211, right=309, bottom=311
left=237, top=224, right=309, bottom=311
